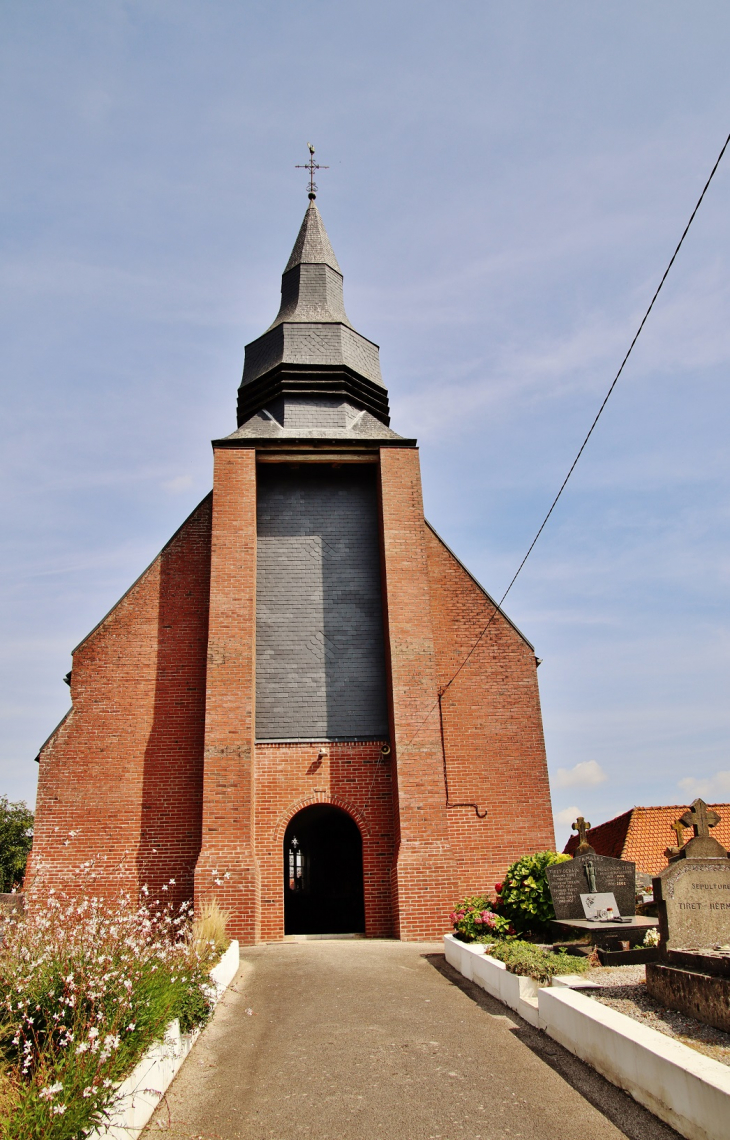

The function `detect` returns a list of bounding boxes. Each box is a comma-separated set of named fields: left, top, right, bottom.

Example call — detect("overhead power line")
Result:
left=441, top=127, right=730, bottom=700
left=393, top=128, right=730, bottom=816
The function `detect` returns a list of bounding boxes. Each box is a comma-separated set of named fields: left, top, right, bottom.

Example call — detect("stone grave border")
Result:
left=444, top=934, right=730, bottom=1140
left=88, top=939, right=240, bottom=1140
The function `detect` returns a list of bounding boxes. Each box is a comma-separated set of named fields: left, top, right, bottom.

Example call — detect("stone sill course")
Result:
left=444, top=933, right=730, bottom=1140
left=87, top=940, right=240, bottom=1140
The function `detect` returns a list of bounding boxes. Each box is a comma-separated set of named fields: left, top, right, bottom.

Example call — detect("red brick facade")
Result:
left=254, top=741, right=395, bottom=940
left=28, top=496, right=212, bottom=909
left=424, top=523, right=554, bottom=894
left=30, top=442, right=554, bottom=941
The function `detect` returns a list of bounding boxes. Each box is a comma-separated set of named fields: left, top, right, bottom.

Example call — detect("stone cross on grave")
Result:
left=680, top=799, right=720, bottom=838
left=664, top=820, right=686, bottom=862
left=675, top=798, right=727, bottom=859
left=572, top=816, right=594, bottom=855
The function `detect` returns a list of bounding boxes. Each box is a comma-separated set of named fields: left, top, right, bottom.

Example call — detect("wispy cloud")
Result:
left=554, top=806, right=583, bottom=828
left=163, top=474, right=194, bottom=493
left=678, top=771, right=730, bottom=802
left=554, top=760, right=608, bottom=789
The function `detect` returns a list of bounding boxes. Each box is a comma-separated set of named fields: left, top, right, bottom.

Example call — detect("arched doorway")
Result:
left=283, top=804, right=365, bottom=935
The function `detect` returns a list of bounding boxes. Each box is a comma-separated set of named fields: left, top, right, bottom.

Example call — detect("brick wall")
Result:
left=28, top=497, right=212, bottom=908
left=378, top=447, right=459, bottom=939
left=194, top=448, right=261, bottom=943
left=425, top=524, right=555, bottom=897
left=28, top=441, right=555, bottom=943
left=254, top=740, right=395, bottom=940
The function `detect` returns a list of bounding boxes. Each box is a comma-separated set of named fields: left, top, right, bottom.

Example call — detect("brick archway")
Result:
left=254, top=740, right=396, bottom=941
left=274, top=792, right=370, bottom=844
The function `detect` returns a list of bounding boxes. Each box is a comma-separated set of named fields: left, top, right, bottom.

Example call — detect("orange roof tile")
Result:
left=562, top=804, right=730, bottom=875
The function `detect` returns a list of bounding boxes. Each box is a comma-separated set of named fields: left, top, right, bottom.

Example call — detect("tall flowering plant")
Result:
left=449, top=896, right=512, bottom=942
left=0, top=889, right=217, bottom=1139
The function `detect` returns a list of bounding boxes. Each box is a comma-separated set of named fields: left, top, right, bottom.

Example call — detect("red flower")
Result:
left=494, top=883, right=503, bottom=894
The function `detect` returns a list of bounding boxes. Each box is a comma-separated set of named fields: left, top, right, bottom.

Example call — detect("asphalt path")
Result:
left=142, top=939, right=681, bottom=1140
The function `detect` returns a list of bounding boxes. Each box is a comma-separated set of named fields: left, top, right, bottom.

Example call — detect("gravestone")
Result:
left=547, top=817, right=636, bottom=922
left=647, top=799, right=730, bottom=1031
left=547, top=853, right=636, bottom=920
left=652, top=799, right=730, bottom=951
left=547, top=816, right=636, bottom=921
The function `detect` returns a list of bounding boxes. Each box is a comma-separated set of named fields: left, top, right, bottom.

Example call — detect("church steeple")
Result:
left=267, top=201, right=351, bottom=329
left=236, top=199, right=389, bottom=427
left=284, top=199, right=341, bottom=275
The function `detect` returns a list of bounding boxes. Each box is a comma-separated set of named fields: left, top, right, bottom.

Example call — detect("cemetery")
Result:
left=446, top=799, right=730, bottom=1140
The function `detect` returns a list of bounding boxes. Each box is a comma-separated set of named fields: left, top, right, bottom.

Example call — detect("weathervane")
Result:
left=296, top=142, right=328, bottom=201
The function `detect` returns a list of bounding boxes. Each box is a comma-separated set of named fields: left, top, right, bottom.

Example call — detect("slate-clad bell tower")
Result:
left=29, top=193, right=555, bottom=942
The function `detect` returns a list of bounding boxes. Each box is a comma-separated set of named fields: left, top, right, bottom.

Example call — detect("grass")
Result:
left=192, top=899, right=231, bottom=956
left=487, top=940, right=590, bottom=984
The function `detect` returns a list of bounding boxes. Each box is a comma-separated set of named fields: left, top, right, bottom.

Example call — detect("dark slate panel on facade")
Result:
left=256, top=465, right=388, bottom=740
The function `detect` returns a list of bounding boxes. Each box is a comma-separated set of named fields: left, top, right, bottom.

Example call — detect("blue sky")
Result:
left=1, top=2, right=729, bottom=849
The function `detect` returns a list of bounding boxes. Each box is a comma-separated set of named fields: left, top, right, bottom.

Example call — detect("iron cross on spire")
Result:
left=296, top=143, right=329, bottom=201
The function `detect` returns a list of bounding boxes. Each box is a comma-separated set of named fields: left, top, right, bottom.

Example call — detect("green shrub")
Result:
left=0, top=797, right=34, bottom=892
left=449, top=896, right=512, bottom=942
left=494, top=851, right=571, bottom=935
left=0, top=890, right=218, bottom=1139
left=487, top=940, right=589, bottom=984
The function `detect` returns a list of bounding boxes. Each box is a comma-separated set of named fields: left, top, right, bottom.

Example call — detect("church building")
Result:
left=28, top=189, right=555, bottom=941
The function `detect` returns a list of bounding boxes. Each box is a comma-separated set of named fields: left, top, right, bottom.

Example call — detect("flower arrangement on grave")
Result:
left=493, top=851, right=571, bottom=936
left=449, top=896, right=512, bottom=942
left=0, top=888, right=223, bottom=1139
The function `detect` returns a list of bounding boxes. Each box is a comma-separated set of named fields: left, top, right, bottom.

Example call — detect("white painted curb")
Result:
left=541, top=987, right=730, bottom=1140
left=444, top=934, right=730, bottom=1140
left=89, top=939, right=240, bottom=1140
left=444, top=933, right=540, bottom=1024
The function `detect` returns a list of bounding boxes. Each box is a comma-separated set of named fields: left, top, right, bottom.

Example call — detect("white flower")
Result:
left=82, top=1086, right=93, bottom=1098
left=51, top=1104, right=67, bottom=1115
left=39, top=1081, right=63, bottom=1100
left=88, top=1027, right=99, bottom=1039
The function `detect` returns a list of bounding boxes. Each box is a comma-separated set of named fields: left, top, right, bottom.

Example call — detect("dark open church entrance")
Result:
left=284, top=804, right=365, bottom=935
